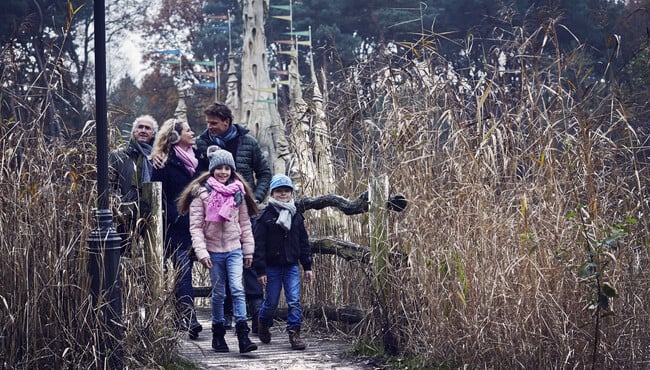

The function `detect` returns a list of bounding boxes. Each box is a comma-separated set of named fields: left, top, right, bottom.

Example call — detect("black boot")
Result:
left=258, top=318, right=271, bottom=344
left=248, top=298, right=262, bottom=334
left=235, top=321, right=258, bottom=353
left=188, top=309, right=203, bottom=340
left=211, top=324, right=229, bottom=352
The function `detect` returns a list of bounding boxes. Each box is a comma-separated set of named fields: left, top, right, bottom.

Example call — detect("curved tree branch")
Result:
left=310, top=237, right=371, bottom=264
left=297, top=191, right=407, bottom=214
left=297, top=191, right=369, bottom=214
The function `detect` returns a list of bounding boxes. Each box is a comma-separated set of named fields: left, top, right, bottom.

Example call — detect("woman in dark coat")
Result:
left=151, top=118, right=202, bottom=339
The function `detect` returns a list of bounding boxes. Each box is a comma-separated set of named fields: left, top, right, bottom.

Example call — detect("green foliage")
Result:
left=351, top=339, right=456, bottom=369
left=563, top=208, right=637, bottom=365
left=198, top=0, right=243, bottom=59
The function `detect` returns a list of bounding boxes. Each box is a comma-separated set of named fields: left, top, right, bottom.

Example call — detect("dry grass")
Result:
left=0, top=125, right=182, bottom=368
left=299, top=22, right=650, bottom=368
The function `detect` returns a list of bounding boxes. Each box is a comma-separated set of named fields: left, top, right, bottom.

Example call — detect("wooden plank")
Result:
left=177, top=307, right=369, bottom=369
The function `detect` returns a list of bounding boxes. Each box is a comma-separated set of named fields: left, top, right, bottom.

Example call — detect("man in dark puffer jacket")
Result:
left=195, top=102, right=272, bottom=332
left=195, top=103, right=271, bottom=202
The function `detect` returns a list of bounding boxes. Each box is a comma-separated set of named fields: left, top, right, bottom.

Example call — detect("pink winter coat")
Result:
left=189, top=187, right=254, bottom=262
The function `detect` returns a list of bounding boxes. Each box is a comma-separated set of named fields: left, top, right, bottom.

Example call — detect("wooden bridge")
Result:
left=132, top=180, right=405, bottom=367
left=177, top=307, right=373, bottom=369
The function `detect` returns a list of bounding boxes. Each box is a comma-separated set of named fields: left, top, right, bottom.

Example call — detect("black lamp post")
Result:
left=87, top=0, right=123, bottom=368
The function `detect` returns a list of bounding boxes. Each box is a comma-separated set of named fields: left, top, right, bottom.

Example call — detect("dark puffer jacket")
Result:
left=151, top=148, right=199, bottom=255
left=195, top=123, right=271, bottom=203
left=253, top=206, right=312, bottom=277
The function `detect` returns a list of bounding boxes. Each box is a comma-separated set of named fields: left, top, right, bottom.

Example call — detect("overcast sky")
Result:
left=106, top=32, right=148, bottom=90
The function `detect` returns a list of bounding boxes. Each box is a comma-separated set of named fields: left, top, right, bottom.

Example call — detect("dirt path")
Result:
left=178, top=308, right=376, bottom=369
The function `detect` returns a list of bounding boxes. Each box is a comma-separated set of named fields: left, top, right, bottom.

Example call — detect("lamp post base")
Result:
left=87, top=208, right=123, bottom=369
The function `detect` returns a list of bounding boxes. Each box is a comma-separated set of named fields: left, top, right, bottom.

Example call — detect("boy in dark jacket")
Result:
left=253, top=174, right=313, bottom=350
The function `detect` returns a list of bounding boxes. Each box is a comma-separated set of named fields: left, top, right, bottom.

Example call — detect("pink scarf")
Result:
left=205, top=177, right=246, bottom=222
left=173, top=145, right=198, bottom=177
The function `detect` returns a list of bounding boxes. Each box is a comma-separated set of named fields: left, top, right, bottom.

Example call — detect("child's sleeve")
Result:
left=297, top=213, right=312, bottom=271
left=252, top=211, right=268, bottom=276
left=189, top=192, right=209, bottom=261
left=238, top=202, right=255, bottom=258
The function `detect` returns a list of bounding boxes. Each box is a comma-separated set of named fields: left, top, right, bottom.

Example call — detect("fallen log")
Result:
left=275, top=304, right=365, bottom=324
left=192, top=292, right=365, bottom=324
left=193, top=238, right=370, bottom=298
left=194, top=236, right=405, bottom=297
left=193, top=192, right=406, bottom=298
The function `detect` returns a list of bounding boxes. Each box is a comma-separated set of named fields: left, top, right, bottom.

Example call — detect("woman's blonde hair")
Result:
left=177, top=170, right=259, bottom=217
left=150, top=118, right=185, bottom=164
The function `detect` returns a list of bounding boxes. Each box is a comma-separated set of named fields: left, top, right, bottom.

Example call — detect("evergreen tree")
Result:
left=138, top=68, right=179, bottom=125
left=108, top=75, right=144, bottom=140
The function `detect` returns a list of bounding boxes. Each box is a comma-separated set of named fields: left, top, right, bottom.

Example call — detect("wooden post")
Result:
left=368, top=174, right=389, bottom=294
left=142, top=182, right=164, bottom=307
left=368, top=174, right=399, bottom=354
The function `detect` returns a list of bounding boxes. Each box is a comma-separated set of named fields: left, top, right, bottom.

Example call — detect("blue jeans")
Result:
left=222, top=267, right=263, bottom=316
left=171, top=247, right=195, bottom=312
left=209, top=248, right=247, bottom=325
left=258, top=264, right=302, bottom=330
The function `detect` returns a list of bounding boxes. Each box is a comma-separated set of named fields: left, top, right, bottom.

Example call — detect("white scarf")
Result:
left=268, top=198, right=296, bottom=231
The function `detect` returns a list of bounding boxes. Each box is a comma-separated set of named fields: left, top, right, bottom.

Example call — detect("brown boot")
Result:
left=258, top=319, right=272, bottom=344
left=288, top=327, right=306, bottom=350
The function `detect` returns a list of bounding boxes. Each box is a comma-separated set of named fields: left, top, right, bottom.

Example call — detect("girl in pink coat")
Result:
left=177, top=147, right=259, bottom=353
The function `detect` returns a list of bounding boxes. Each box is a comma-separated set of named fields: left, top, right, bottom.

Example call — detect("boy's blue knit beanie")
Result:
left=270, top=174, right=293, bottom=192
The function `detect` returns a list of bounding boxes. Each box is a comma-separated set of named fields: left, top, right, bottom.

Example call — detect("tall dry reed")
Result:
left=300, top=19, right=650, bottom=368
left=0, top=122, right=182, bottom=367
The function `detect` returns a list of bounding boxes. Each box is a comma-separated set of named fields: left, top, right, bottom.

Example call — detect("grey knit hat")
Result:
left=207, top=146, right=236, bottom=172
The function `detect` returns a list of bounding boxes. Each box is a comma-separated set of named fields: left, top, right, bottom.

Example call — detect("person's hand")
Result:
left=243, top=257, right=253, bottom=269
left=200, top=257, right=212, bottom=269
left=152, top=153, right=167, bottom=169
left=257, top=275, right=267, bottom=286
left=304, top=270, right=313, bottom=284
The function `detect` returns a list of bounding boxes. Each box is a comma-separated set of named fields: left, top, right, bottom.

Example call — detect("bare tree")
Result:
left=238, top=0, right=291, bottom=174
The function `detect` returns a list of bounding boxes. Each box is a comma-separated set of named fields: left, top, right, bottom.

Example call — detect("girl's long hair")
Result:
left=177, top=170, right=259, bottom=217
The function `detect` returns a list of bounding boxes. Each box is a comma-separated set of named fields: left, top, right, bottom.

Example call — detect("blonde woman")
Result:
left=150, top=118, right=202, bottom=339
